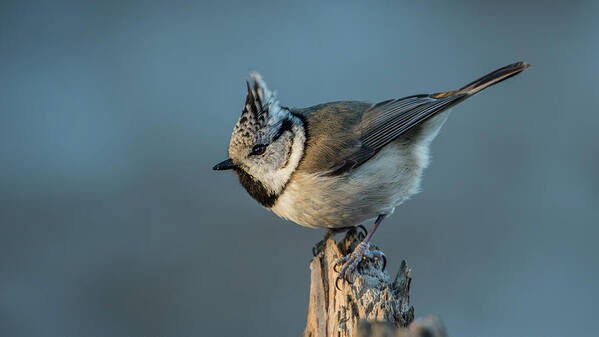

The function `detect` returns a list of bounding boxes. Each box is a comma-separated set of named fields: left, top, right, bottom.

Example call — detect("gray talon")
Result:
left=335, top=242, right=384, bottom=287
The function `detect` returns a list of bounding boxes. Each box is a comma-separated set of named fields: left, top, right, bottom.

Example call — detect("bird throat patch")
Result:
left=234, top=167, right=278, bottom=208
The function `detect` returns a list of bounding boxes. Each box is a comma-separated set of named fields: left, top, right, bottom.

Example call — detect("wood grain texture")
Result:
left=304, top=230, right=421, bottom=337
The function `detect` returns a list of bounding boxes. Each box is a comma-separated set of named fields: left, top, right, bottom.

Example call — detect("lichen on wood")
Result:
left=304, top=229, right=417, bottom=337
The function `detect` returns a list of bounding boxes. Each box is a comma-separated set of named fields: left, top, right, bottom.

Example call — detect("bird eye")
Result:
left=251, top=144, right=267, bottom=155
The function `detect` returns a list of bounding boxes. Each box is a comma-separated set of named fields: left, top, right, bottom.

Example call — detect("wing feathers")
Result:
left=313, top=62, right=529, bottom=176
left=360, top=94, right=466, bottom=150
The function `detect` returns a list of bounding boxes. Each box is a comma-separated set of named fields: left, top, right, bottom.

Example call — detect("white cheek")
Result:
left=257, top=127, right=305, bottom=194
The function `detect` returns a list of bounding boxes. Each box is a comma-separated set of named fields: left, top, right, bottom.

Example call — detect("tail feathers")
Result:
left=432, top=61, right=530, bottom=98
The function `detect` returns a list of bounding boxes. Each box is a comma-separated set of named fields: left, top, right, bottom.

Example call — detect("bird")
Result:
left=213, top=61, right=529, bottom=287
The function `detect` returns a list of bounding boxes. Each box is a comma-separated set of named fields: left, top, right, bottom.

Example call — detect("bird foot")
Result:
left=312, top=226, right=367, bottom=257
left=334, top=241, right=386, bottom=290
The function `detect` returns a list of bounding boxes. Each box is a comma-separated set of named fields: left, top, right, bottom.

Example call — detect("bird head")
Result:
left=213, top=73, right=305, bottom=207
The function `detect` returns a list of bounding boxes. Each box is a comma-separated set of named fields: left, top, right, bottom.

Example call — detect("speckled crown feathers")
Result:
left=230, top=73, right=285, bottom=150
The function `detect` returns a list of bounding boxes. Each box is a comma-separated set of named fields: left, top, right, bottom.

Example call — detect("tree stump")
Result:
left=304, top=229, right=446, bottom=337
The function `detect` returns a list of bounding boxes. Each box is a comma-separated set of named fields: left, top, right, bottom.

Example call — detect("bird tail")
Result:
left=432, top=61, right=530, bottom=98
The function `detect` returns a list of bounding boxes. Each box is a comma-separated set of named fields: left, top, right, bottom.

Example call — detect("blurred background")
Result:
left=1, top=0, right=598, bottom=336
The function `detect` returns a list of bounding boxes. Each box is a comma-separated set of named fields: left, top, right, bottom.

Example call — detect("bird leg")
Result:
left=334, top=215, right=386, bottom=290
left=312, top=225, right=367, bottom=256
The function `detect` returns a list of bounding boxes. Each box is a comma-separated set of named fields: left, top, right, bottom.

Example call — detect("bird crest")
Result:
left=230, top=73, right=286, bottom=152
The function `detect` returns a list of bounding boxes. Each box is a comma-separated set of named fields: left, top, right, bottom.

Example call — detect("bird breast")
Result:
left=271, top=138, right=430, bottom=228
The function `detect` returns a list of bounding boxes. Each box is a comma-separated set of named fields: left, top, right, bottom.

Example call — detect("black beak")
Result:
left=213, top=158, right=236, bottom=171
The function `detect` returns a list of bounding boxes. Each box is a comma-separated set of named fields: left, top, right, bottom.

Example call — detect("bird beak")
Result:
left=213, top=158, right=236, bottom=171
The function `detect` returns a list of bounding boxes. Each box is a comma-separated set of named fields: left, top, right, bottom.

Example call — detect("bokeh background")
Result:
left=1, top=1, right=598, bottom=336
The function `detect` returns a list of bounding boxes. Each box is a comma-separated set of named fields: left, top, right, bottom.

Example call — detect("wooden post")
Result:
left=304, top=230, right=446, bottom=337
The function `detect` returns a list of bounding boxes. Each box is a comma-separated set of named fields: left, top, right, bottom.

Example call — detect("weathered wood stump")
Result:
left=304, top=229, right=446, bottom=337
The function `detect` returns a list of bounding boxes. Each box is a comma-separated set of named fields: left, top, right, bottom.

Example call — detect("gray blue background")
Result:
left=1, top=1, right=598, bottom=336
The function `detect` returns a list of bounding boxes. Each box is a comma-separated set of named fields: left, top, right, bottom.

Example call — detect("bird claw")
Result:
left=356, top=225, right=367, bottom=237
left=316, top=226, right=367, bottom=258
left=334, top=242, right=386, bottom=290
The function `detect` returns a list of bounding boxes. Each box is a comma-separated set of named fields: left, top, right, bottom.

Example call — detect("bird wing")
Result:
left=322, top=93, right=467, bottom=175
left=297, top=62, right=529, bottom=176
